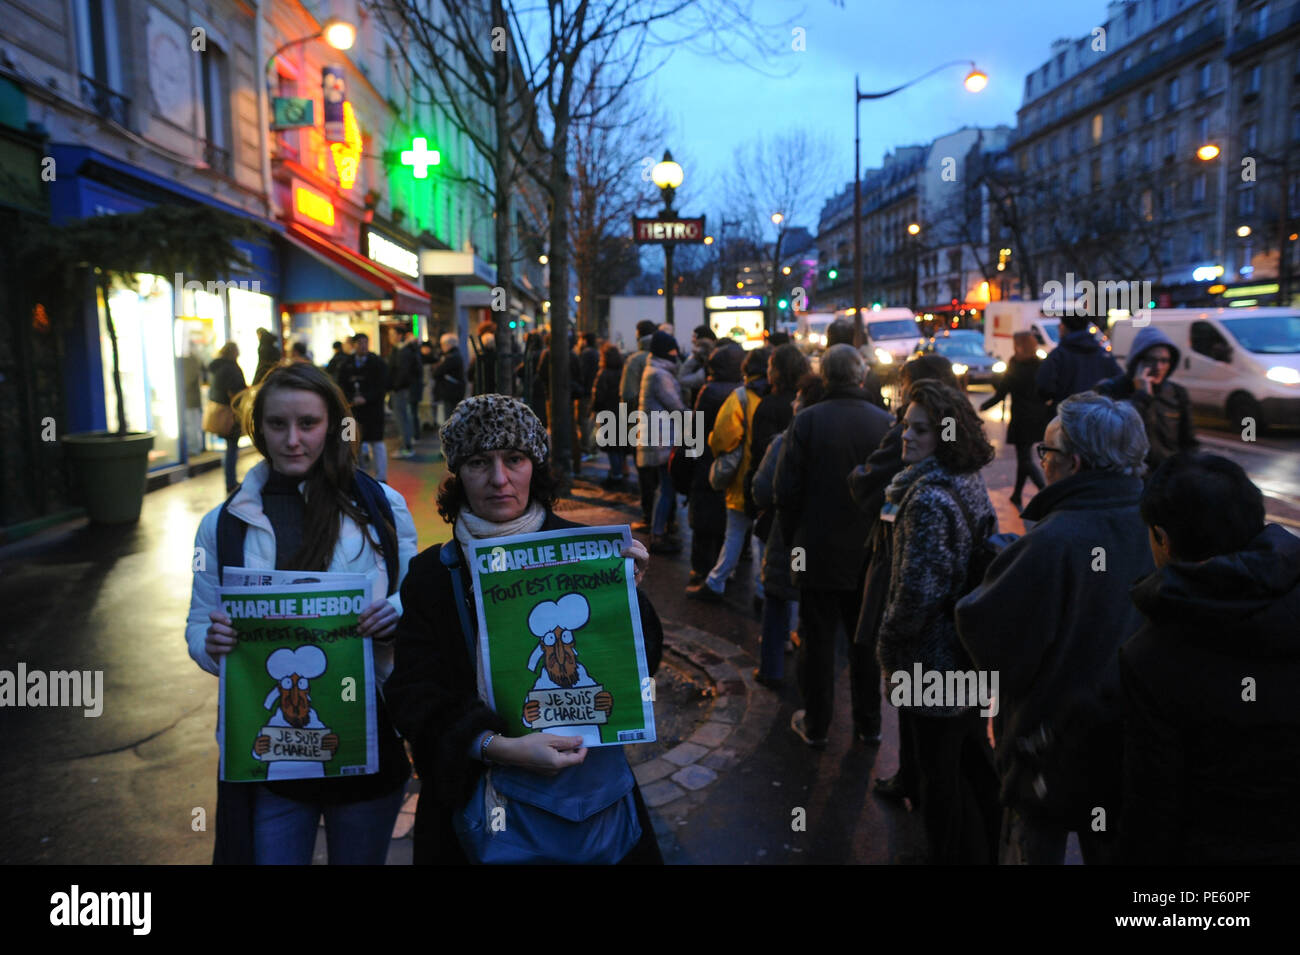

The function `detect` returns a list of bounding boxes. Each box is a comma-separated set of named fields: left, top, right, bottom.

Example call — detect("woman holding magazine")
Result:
left=384, top=394, right=665, bottom=864
left=185, top=362, right=418, bottom=864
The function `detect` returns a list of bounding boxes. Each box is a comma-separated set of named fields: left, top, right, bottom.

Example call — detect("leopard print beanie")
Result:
left=439, top=394, right=549, bottom=473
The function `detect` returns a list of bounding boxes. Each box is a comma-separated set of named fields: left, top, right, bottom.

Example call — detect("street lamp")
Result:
left=651, top=149, right=683, bottom=325
left=1200, top=142, right=1293, bottom=303
left=263, top=15, right=356, bottom=217
left=907, top=223, right=923, bottom=310
left=854, top=60, right=986, bottom=344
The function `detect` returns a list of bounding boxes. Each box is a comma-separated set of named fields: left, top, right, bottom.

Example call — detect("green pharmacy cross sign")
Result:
left=400, top=138, right=441, bottom=178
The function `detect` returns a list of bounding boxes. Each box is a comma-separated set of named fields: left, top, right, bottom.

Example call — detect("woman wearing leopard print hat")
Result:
left=384, top=394, right=665, bottom=864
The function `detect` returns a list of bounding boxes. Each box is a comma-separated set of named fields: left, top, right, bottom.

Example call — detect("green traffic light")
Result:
left=778, top=299, right=789, bottom=309
left=828, top=269, right=838, bottom=280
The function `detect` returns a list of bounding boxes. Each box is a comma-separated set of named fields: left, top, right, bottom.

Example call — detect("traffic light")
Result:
left=827, top=269, right=838, bottom=280
left=778, top=298, right=789, bottom=310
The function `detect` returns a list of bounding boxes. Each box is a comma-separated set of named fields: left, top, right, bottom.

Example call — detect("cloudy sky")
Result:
left=645, top=0, right=1108, bottom=228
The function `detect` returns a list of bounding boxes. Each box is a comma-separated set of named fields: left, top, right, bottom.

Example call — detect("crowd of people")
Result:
left=187, top=313, right=1299, bottom=866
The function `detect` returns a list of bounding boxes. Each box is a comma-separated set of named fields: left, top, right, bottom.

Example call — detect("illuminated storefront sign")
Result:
left=632, top=216, right=706, bottom=243
left=704, top=295, right=763, bottom=309
left=294, top=183, right=336, bottom=227
left=365, top=229, right=419, bottom=278
left=330, top=101, right=362, bottom=190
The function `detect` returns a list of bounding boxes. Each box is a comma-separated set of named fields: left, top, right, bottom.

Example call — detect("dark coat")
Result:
left=208, top=357, right=247, bottom=408
left=254, top=333, right=281, bottom=384
left=384, top=511, right=664, bottom=864
left=877, top=456, right=996, bottom=717
left=1119, top=523, right=1300, bottom=864
left=955, top=468, right=1153, bottom=812
left=1096, top=325, right=1197, bottom=468
left=752, top=431, right=797, bottom=601
left=325, top=350, right=348, bottom=382
left=847, top=416, right=905, bottom=646
left=431, top=346, right=466, bottom=404
left=1036, top=328, right=1121, bottom=406
left=980, top=356, right=1050, bottom=446
left=336, top=353, right=389, bottom=441
left=774, top=385, right=893, bottom=591
left=688, top=378, right=737, bottom=537
left=389, top=340, right=423, bottom=399
left=578, top=346, right=600, bottom=394
left=746, top=390, right=795, bottom=520
left=592, top=366, right=627, bottom=453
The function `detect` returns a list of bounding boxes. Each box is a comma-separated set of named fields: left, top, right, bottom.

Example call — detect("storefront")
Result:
left=48, top=146, right=277, bottom=473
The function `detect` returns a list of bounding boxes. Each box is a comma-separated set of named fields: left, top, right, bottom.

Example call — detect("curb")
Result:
left=634, top=619, right=781, bottom=828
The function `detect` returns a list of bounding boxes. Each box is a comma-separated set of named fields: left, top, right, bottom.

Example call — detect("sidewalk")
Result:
left=0, top=408, right=1048, bottom=865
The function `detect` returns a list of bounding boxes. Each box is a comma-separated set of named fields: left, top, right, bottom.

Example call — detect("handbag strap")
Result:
left=731, top=384, right=750, bottom=449
left=439, top=542, right=477, bottom=660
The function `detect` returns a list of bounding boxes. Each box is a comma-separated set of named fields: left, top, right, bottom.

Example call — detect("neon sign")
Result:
left=295, top=185, right=335, bottom=226
left=330, top=102, right=362, bottom=190
left=400, top=138, right=440, bottom=178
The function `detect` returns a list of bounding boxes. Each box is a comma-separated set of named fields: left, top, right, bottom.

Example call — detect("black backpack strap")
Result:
left=439, top=542, right=477, bottom=660
left=352, top=470, right=399, bottom=596
left=215, top=485, right=245, bottom=586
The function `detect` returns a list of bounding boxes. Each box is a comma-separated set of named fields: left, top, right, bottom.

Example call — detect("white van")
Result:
left=1107, top=308, right=1300, bottom=430
left=862, top=307, right=921, bottom=379
left=984, top=301, right=1060, bottom=362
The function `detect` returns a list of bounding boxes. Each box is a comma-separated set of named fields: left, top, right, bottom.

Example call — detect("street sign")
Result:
left=632, top=216, right=706, bottom=243
left=271, top=97, right=314, bottom=130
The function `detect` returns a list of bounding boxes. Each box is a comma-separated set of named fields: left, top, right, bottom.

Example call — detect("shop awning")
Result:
left=282, top=222, right=431, bottom=316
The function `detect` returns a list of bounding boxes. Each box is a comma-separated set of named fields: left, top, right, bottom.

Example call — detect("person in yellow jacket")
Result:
left=687, top=348, right=769, bottom=600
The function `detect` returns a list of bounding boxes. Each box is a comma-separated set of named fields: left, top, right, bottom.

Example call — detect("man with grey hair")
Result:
left=775, top=344, right=893, bottom=748
left=956, top=392, right=1154, bottom=864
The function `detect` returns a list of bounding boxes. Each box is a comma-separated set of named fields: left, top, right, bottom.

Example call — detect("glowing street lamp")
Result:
left=1197, top=143, right=1221, bottom=161
left=322, top=18, right=356, bottom=50
left=651, top=150, right=684, bottom=325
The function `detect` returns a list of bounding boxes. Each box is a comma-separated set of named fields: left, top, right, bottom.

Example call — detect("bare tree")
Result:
left=722, top=130, right=836, bottom=329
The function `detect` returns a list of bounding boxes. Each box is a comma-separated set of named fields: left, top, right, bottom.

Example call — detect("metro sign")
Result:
left=633, top=216, right=706, bottom=244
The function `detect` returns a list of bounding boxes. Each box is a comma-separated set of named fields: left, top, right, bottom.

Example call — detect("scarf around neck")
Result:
left=884, top=454, right=945, bottom=505
left=453, top=499, right=547, bottom=548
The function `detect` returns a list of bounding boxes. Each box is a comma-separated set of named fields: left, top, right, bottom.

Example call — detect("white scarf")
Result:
left=453, top=499, right=547, bottom=547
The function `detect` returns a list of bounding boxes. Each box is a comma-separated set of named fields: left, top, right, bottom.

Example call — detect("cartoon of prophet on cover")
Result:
left=253, top=645, right=338, bottom=778
left=520, top=593, right=613, bottom=737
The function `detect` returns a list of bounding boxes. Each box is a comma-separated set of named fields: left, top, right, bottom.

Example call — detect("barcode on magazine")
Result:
left=340, top=765, right=367, bottom=775
left=617, top=730, right=646, bottom=742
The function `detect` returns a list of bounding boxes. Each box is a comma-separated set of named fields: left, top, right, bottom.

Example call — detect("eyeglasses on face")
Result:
left=1035, top=443, right=1068, bottom=463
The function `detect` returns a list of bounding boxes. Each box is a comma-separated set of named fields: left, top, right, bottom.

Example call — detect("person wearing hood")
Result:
left=638, top=331, right=687, bottom=553
left=1035, top=314, right=1120, bottom=408
left=1120, top=452, right=1300, bottom=864
left=955, top=392, right=1154, bottom=864
left=678, top=324, right=716, bottom=404
left=1097, top=324, right=1197, bottom=469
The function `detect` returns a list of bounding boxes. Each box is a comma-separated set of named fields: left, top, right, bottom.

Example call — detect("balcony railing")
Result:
left=79, top=74, right=129, bottom=126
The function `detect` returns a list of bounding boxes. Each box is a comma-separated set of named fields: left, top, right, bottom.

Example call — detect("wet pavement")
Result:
left=2, top=388, right=1294, bottom=864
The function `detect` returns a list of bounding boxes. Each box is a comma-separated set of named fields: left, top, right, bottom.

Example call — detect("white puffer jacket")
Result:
left=185, top=460, right=419, bottom=679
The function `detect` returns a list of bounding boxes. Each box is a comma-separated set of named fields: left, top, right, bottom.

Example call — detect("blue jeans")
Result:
left=252, top=784, right=406, bottom=865
left=705, top=508, right=752, bottom=593
left=393, top=392, right=416, bottom=450
left=651, top=463, right=675, bottom=534
left=605, top=450, right=627, bottom=480
left=223, top=427, right=240, bottom=492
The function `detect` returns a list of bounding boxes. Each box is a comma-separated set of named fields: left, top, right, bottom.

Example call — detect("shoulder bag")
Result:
left=707, top=385, right=750, bottom=492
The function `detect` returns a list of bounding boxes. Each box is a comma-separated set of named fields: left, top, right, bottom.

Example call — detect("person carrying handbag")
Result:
left=206, top=342, right=248, bottom=493
left=383, top=395, right=665, bottom=864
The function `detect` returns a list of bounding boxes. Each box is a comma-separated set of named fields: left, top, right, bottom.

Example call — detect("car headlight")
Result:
left=874, top=348, right=893, bottom=365
left=952, top=362, right=969, bottom=376
left=992, top=360, right=1007, bottom=374
left=1266, top=365, right=1300, bottom=385
left=1036, top=348, right=1047, bottom=359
